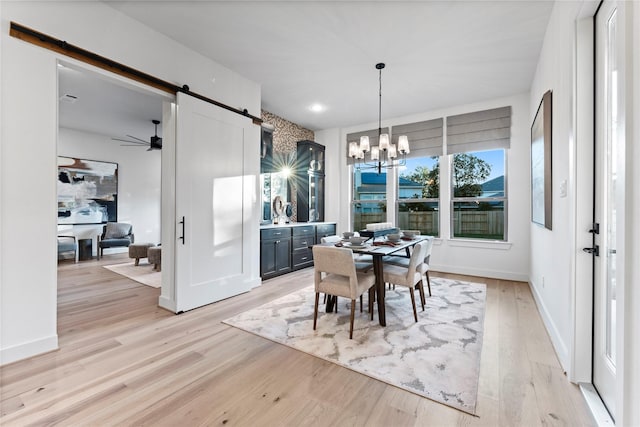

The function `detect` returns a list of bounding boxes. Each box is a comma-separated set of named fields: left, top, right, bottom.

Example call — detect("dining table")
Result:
left=322, top=235, right=429, bottom=327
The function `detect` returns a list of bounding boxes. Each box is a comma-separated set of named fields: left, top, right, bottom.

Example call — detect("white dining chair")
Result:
left=382, top=241, right=428, bottom=322
left=385, top=236, right=434, bottom=300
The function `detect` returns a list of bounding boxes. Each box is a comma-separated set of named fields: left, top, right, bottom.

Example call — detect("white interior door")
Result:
left=593, top=0, right=620, bottom=418
left=174, top=92, right=252, bottom=312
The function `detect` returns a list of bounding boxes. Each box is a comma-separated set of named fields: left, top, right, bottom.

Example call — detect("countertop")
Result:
left=260, top=221, right=336, bottom=229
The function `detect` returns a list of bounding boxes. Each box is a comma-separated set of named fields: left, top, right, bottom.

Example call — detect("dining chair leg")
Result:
left=349, top=300, right=356, bottom=339
left=369, top=288, right=374, bottom=320
left=426, top=271, right=432, bottom=296
left=360, top=295, right=363, bottom=313
left=409, top=288, right=418, bottom=322
left=313, top=292, right=320, bottom=330
left=418, top=281, right=426, bottom=311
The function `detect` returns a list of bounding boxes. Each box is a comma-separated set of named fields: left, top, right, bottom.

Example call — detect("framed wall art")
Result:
left=57, top=156, right=118, bottom=225
left=531, top=90, right=552, bottom=230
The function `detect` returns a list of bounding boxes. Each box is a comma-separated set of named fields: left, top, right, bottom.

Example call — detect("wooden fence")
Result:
left=354, top=210, right=503, bottom=237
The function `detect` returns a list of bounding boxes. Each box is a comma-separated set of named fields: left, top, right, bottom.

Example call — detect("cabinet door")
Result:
left=260, top=239, right=277, bottom=278
left=275, top=238, right=292, bottom=274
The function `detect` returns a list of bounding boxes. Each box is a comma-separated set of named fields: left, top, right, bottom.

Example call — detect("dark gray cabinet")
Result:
left=315, top=223, right=336, bottom=242
left=292, top=225, right=315, bottom=270
left=260, top=223, right=336, bottom=279
left=260, top=228, right=292, bottom=279
left=296, top=140, right=325, bottom=222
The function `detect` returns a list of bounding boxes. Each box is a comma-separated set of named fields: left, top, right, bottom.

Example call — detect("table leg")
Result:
left=373, top=255, right=386, bottom=326
left=325, top=294, right=337, bottom=313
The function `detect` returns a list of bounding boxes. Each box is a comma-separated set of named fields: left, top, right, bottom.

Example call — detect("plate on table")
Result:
left=348, top=244, right=368, bottom=249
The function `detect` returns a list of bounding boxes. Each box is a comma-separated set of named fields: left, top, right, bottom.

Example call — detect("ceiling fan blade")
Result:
left=125, top=134, right=149, bottom=143
left=111, top=137, right=148, bottom=145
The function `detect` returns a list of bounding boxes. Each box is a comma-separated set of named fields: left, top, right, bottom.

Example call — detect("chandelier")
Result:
left=349, top=62, right=410, bottom=174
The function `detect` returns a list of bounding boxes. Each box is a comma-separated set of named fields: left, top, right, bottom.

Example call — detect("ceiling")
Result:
left=60, top=1, right=554, bottom=137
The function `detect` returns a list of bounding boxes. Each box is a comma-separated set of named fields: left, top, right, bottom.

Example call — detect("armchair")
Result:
left=97, top=222, right=134, bottom=259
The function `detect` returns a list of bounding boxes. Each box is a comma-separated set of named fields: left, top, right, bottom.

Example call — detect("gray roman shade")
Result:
left=345, top=127, right=389, bottom=165
left=391, top=118, right=443, bottom=159
left=446, top=106, right=512, bottom=154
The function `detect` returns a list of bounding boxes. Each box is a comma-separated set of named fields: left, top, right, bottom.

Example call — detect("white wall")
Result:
left=530, top=1, right=640, bottom=424
left=58, top=127, right=162, bottom=254
left=529, top=0, right=584, bottom=374
left=316, top=92, right=531, bottom=282
left=0, top=2, right=260, bottom=364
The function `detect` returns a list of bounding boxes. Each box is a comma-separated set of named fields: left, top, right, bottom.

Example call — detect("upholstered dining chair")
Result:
left=312, top=245, right=376, bottom=339
left=385, top=236, right=434, bottom=300
left=320, top=235, right=372, bottom=311
left=57, top=235, right=78, bottom=263
left=97, top=222, right=134, bottom=259
left=382, top=241, right=428, bottom=322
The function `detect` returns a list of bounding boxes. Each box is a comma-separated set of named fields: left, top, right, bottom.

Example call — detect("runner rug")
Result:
left=223, top=277, right=486, bottom=414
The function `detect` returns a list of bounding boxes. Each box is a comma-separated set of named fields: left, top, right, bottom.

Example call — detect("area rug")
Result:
left=223, top=277, right=486, bottom=414
left=103, top=262, right=161, bottom=288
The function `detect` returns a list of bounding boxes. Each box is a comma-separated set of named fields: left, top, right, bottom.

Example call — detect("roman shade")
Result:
left=345, top=127, right=389, bottom=165
left=391, top=118, right=443, bottom=159
left=446, top=106, right=512, bottom=154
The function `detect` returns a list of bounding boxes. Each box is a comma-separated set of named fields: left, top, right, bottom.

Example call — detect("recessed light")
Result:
left=309, top=103, right=325, bottom=113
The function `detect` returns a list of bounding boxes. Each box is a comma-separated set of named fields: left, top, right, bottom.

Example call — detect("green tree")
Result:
left=452, top=153, right=491, bottom=197
left=401, top=158, right=439, bottom=198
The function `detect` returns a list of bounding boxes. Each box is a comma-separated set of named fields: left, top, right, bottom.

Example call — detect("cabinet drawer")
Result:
left=292, top=236, right=314, bottom=251
left=315, top=223, right=336, bottom=240
left=292, top=225, right=315, bottom=237
left=261, top=227, right=291, bottom=240
left=292, top=249, right=313, bottom=269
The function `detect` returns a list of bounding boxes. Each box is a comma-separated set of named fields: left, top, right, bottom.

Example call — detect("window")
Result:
left=351, top=169, right=387, bottom=232
left=451, top=149, right=506, bottom=240
left=397, top=156, right=439, bottom=236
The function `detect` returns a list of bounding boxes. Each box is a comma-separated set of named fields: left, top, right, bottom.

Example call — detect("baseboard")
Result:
left=0, top=334, right=58, bottom=366
left=528, top=280, right=570, bottom=371
left=431, top=264, right=529, bottom=282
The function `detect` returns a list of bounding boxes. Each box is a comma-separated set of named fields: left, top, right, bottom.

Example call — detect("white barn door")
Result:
left=174, top=93, right=252, bottom=312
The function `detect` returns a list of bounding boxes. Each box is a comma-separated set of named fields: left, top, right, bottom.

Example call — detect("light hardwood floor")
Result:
left=1, top=254, right=595, bottom=426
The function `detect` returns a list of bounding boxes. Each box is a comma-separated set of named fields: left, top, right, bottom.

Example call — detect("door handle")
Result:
left=179, top=216, right=185, bottom=245
left=582, top=245, right=599, bottom=256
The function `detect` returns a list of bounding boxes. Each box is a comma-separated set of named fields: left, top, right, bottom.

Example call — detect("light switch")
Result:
left=559, top=179, right=567, bottom=198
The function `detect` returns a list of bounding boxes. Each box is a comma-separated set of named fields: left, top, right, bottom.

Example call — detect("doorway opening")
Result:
left=56, top=60, right=173, bottom=340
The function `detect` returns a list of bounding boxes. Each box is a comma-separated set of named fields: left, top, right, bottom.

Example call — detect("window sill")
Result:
left=446, top=238, right=512, bottom=250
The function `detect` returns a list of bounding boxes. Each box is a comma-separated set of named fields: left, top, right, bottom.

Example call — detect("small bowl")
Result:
left=387, top=233, right=401, bottom=242
left=349, top=236, right=367, bottom=246
left=402, top=230, right=418, bottom=239
left=342, top=231, right=354, bottom=239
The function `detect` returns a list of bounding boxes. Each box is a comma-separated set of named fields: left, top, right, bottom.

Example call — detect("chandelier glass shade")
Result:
left=349, top=63, right=410, bottom=174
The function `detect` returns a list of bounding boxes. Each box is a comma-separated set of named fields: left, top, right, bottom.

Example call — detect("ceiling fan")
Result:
left=112, top=119, right=162, bottom=151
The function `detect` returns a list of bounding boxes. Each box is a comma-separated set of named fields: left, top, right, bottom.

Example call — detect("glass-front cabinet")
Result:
left=296, top=140, right=325, bottom=222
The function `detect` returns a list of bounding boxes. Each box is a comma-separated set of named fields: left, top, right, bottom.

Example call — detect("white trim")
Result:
left=529, top=280, right=569, bottom=371
left=579, top=383, right=615, bottom=426
left=447, top=239, right=512, bottom=250
left=0, top=335, right=58, bottom=366
left=432, top=264, right=527, bottom=282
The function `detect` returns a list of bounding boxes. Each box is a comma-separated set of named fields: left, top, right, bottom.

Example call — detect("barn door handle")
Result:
left=179, top=216, right=185, bottom=245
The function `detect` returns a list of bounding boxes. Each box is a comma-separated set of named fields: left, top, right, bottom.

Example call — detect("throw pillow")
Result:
left=104, top=222, right=131, bottom=239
